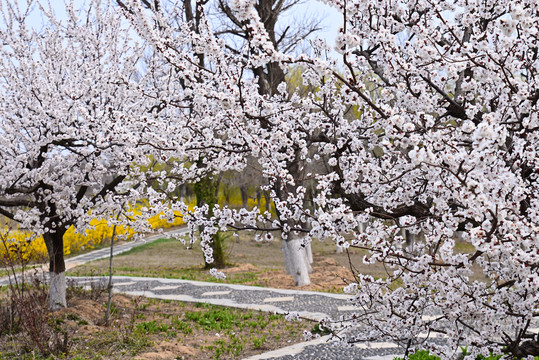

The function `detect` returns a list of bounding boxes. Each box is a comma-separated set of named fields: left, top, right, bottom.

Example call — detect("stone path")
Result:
left=2, top=226, right=405, bottom=359
left=71, top=275, right=352, bottom=321
left=68, top=275, right=405, bottom=359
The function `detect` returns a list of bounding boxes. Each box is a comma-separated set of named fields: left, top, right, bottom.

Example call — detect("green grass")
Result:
left=453, top=241, right=476, bottom=253
left=70, top=263, right=263, bottom=286
left=251, top=335, right=267, bottom=349
left=394, top=350, right=440, bottom=360
left=113, top=237, right=178, bottom=256
left=171, top=317, right=193, bottom=334
left=184, top=305, right=256, bottom=331
left=136, top=320, right=169, bottom=334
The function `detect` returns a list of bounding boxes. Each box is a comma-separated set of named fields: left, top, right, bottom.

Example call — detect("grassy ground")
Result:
left=0, top=281, right=311, bottom=360
left=66, top=231, right=391, bottom=292
left=67, top=230, right=486, bottom=292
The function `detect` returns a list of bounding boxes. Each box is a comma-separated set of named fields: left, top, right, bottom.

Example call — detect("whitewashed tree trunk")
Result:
left=49, top=271, right=67, bottom=310
left=305, top=242, right=313, bottom=273
left=407, top=231, right=414, bottom=254
left=44, top=231, right=67, bottom=311
left=286, top=236, right=311, bottom=286
left=400, top=228, right=420, bottom=254
left=454, top=231, right=465, bottom=242
left=281, top=238, right=294, bottom=275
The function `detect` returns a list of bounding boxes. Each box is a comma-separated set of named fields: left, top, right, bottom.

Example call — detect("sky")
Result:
left=281, top=0, right=342, bottom=53
left=13, top=0, right=341, bottom=53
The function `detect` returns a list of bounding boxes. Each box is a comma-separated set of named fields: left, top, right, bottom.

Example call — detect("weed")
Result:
left=0, top=234, right=70, bottom=357
left=246, top=320, right=257, bottom=328
left=103, top=302, right=118, bottom=316
left=136, top=320, right=169, bottom=334
left=171, top=317, right=193, bottom=334
left=258, top=320, right=269, bottom=329
left=394, top=349, right=440, bottom=360
left=195, top=302, right=211, bottom=308
left=185, top=307, right=242, bottom=331
left=252, top=335, right=267, bottom=349
left=267, top=313, right=281, bottom=321
left=66, top=314, right=80, bottom=322
left=66, top=271, right=106, bottom=301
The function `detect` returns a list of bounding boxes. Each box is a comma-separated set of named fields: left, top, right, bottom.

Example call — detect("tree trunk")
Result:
left=264, top=190, right=271, bottom=213
left=214, top=173, right=222, bottom=201
left=194, top=175, right=226, bottom=269
left=302, top=187, right=314, bottom=272
left=281, top=238, right=293, bottom=275
left=401, top=228, right=415, bottom=254
left=178, top=183, right=186, bottom=202
left=305, top=242, right=313, bottom=273
left=256, top=188, right=262, bottom=209
left=43, top=231, right=67, bottom=310
left=224, top=184, right=230, bottom=204
left=285, top=235, right=311, bottom=286
left=240, top=185, right=248, bottom=209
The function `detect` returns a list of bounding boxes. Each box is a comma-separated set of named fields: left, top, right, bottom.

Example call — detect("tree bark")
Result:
left=240, top=184, right=248, bottom=209
left=305, top=242, right=313, bottom=270
left=264, top=190, right=271, bottom=213
left=194, top=175, right=226, bottom=269
left=281, top=238, right=293, bottom=275
left=43, top=231, right=67, bottom=310
left=285, top=234, right=311, bottom=286
left=256, top=188, right=262, bottom=209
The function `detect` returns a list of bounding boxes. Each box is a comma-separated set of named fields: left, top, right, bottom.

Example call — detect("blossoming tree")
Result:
left=0, top=0, right=184, bottom=309
left=3, top=0, right=537, bottom=356
left=119, top=0, right=326, bottom=285
left=125, top=0, right=539, bottom=357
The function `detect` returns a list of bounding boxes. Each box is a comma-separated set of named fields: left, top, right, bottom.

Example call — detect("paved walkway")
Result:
left=69, top=275, right=404, bottom=359
left=2, top=227, right=404, bottom=359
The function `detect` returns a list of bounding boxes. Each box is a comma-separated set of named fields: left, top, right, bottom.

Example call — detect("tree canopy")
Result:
left=1, top=0, right=538, bottom=357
